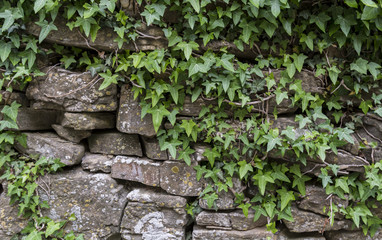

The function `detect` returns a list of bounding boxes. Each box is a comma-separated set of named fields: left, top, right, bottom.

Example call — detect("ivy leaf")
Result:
left=148, top=104, right=170, bottom=132
left=368, top=62, right=381, bottom=80
left=361, top=0, right=378, bottom=8
left=34, top=0, right=47, bottom=13
left=335, top=178, right=349, bottom=193
left=270, top=0, right=281, bottom=18
left=375, top=108, right=382, bottom=117
left=328, top=66, right=341, bottom=85
left=223, top=161, right=237, bottom=177
left=334, top=128, right=354, bottom=144
left=359, top=100, right=372, bottom=114
left=282, top=126, right=296, bottom=140
left=178, top=147, right=195, bottom=166
left=317, top=145, right=330, bottom=161
left=238, top=160, right=253, bottom=179
left=275, top=88, right=288, bottom=105
left=1, top=101, right=21, bottom=122
left=260, top=20, right=277, bottom=38
left=0, top=41, right=12, bottom=62
left=161, top=140, right=181, bottom=159
left=292, top=54, right=307, bottom=72
left=335, top=15, right=356, bottom=36
left=218, top=54, right=235, bottom=72
left=292, top=175, right=311, bottom=195
left=45, top=221, right=61, bottom=237
left=263, top=133, right=282, bottom=152
left=0, top=10, right=16, bottom=32
left=350, top=58, right=368, bottom=75
left=176, top=41, right=199, bottom=60
left=310, top=12, right=331, bottom=32
left=99, top=70, right=119, bottom=90
left=249, top=0, right=260, bottom=8
left=180, top=119, right=196, bottom=137
left=203, top=148, right=221, bottom=167
left=25, top=230, right=42, bottom=240
left=167, top=109, right=179, bottom=126
left=361, top=6, right=380, bottom=20
left=277, top=188, right=295, bottom=211
left=188, top=62, right=210, bottom=77
left=187, top=0, right=201, bottom=13
left=35, top=20, right=58, bottom=43
left=253, top=171, right=275, bottom=195
left=239, top=20, right=258, bottom=44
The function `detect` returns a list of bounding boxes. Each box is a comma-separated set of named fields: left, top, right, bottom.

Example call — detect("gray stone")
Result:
left=88, top=132, right=142, bottom=156
left=81, top=153, right=113, bottom=173
left=160, top=161, right=205, bottom=197
left=0, top=91, right=29, bottom=106
left=284, top=205, right=354, bottom=233
left=117, top=84, right=156, bottom=137
left=193, top=144, right=210, bottom=162
left=111, top=156, right=161, bottom=187
left=277, top=229, right=326, bottom=240
left=199, top=190, right=236, bottom=210
left=192, top=226, right=276, bottom=240
left=15, top=108, right=59, bottom=130
left=0, top=183, right=28, bottom=239
left=26, top=16, right=167, bottom=52
left=26, top=67, right=118, bottom=112
left=298, top=185, right=348, bottom=219
left=16, top=132, right=85, bottom=166
left=141, top=136, right=168, bottom=160
left=196, top=210, right=267, bottom=230
left=121, top=188, right=189, bottom=240
left=60, top=112, right=115, bottom=130
left=52, top=124, right=91, bottom=143
left=38, top=167, right=128, bottom=240
left=325, top=230, right=382, bottom=240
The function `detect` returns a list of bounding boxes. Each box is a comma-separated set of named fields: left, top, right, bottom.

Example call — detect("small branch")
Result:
left=136, top=29, right=163, bottom=40
left=77, top=29, right=105, bottom=58
left=223, top=95, right=274, bottom=106
left=362, top=125, right=382, bottom=145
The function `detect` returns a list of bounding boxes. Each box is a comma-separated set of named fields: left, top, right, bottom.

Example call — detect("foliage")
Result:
left=2, top=0, right=382, bottom=237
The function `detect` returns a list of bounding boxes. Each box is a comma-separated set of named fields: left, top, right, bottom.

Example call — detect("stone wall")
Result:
left=1, top=12, right=382, bottom=240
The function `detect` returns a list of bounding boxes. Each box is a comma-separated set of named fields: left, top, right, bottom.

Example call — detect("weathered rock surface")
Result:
left=192, top=226, right=275, bottom=240
left=141, top=136, right=168, bottom=160
left=277, top=229, right=326, bottom=240
left=117, top=84, right=156, bottom=137
left=325, top=230, right=382, bottom=240
left=196, top=210, right=267, bottom=230
left=60, top=112, right=115, bottom=130
left=121, top=188, right=189, bottom=240
left=0, top=183, right=28, bottom=239
left=111, top=156, right=161, bottom=187
left=82, top=153, right=113, bottom=173
left=284, top=205, right=354, bottom=233
left=26, top=17, right=167, bottom=52
left=52, top=124, right=91, bottom=143
left=160, top=161, right=205, bottom=197
left=15, top=108, right=59, bottom=130
left=16, top=132, right=85, bottom=166
left=298, top=184, right=348, bottom=219
left=0, top=91, right=29, bottom=106
left=88, top=132, right=142, bottom=156
left=38, top=167, right=128, bottom=240
left=199, top=190, right=236, bottom=210
left=26, top=67, right=118, bottom=112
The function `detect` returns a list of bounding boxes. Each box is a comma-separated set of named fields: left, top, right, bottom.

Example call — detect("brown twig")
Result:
left=43, top=75, right=101, bottom=98
left=136, top=29, right=163, bottom=39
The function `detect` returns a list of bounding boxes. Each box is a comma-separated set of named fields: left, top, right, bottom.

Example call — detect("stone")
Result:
left=120, top=188, right=189, bottom=240
left=277, top=229, right=326, bottom=240
left=0, top=183, right=28, bottom=239
left=88, top=132, right=142, bottom=156
left=284, top=205, right=354, bottom=233
left=192, top=144, right=210, bottom=162
left=141, top=136, right=168, bottom=160
left=60, top=112, right=115, bottom=130
left=160, top=161, right=205, bottom=197
left=0, top=91, right=29, bottom=106
left=26, top=66, right=118, bottom=112
left=15, top=108, right=59, bottom=130
left=117, top=84, right=156, bottom=137
left=15, top=132, right=85, bottom=166
left=52, top=124, right=91, bottom=143
left=298, top=184, right=348, bottom=219
left=192, top=226, right=276, bottom=240
left=26, top=16, right=167, bottom=52
left=38, top=167, right=128, bottom=239
left=325, top=230, right=382, bottom=240
left=111, top=156, right=161, bottom=187
left=196, top=210, right=267, bottom=230
left=81, top=153, right=114, bottom=173
left=199, top=190, right=236, bottom=210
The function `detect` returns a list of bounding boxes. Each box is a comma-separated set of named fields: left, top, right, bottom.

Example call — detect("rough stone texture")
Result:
left=192, top=144, right=210, bottom=162
left=284, top=205, right=354, bottom=233
left=0, top=183, right=28, bottom=239
left=141, top=136, right=168, bottom=160
left=325, top=230, right=382, bottom=240
left=26, top=16, right=167, bottom=52
left=52, top=124, right=91, bottom=143
left=192, top=226, right=275, bottom=240
left=196, top=210, right=267, bottom=230
left=38, top=167, right=128, bottom=240
left=111, top=156, right=161, bottom=187
left=117, top=84, right=156, bottom=137
left=121, top=188, right=189, bottom=240
left=277, top=229, right=326, bottom=240
left=15, top=108, right=59, bottom=130
left=60, top=112, right=115, bottom=130
left=160, top=161, right=205, bottom=197
left=88, top=132, right=142, bottom=156
left=81, top=153, right=114, bottom=173
left=0, top=91, right=29, bottom=106
left=26, top=67, right=118, bottom=112
left=298, top=184, right=348, bottom=219
left=199, top=190, right=236, bottom=210
left=15, top=132, right=85, bottom=166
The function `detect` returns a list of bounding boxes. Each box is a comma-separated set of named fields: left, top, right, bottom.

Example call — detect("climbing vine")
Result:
left=2, top=0, right=382, bottom=237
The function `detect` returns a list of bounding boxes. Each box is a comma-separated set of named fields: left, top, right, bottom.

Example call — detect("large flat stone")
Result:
left=121, top=188, right=189, bottom=240
left=26, top=66, right=118, bottom=112
left=15, top=132, right=85, bottom=166
left=192, top=226, right=275, bottom=240
left=38, top=167, right=129, bottom=239
left=88, top=132, right=142, bottom=156
left=0, top=91, right=29, bottom=106
left=52, top=124, right=91, bottom=143
left=284, top=205, right=354, bottom=233
left=325, top=230, right=381, bottom=240
left=15, top=108, right=59, bottom=130
left=160, top=161, right=205, bottom=197
left=141, top=136, right=168, bottom=160
left=117, top=84, right=156, bottom=137
left=81, top=153, right=113, bottom=173
left=111, top=156, right=161, bottom=187
left=60, top=112, right=115, bottom=130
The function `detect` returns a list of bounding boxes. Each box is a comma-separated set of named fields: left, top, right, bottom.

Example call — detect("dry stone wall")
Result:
left=1, top=15, right=382, bottom=240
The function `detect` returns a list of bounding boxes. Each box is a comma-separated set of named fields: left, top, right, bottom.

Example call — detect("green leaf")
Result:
left=335, top=178, right=349, bottom=193
left=359, top=100, right=372, bottom=114
left=25, top=230, right=42, bottom=240
left=292, top=175, right=311, bottom=195
left=361, top=0, right=378, bottom=8
left=0, top=10, right=15, bottom=32
left=344, top=0, right=358, bottom=8
left=238, top=160, right=253, bottom=179
left=253, top=171, right=274, bottom=195
left=148, top=104, right=170, bottom=132
left=45, top=221, right=61, bottom=237
left=350, top=58, right=368, bottom=75
left=275, top=89, right=288, bottom=105
left=361, top=6, right=380, bottom=20
left=368, top=62, right=381, bottom=80
left=260, top=20, right=276, bottom=38
left=176, top=41, right=199, bottom=60
left=334, top=128, right=354, bottom=144
left=180, top=119, right=196, bottom=137
left=270, top=0, right=281, bottom=17
left=35, top=20, right=58, bottom=43
left=187, top=0, right=200, bottom=13
left=34, top=0, right=47, bottom=13
left=0, top=41, right=12, bottom=62
left=1, top=101, right=21, bottom=122
left=161, top=140, right=181, bottom=159
left=292, top=54, right=307, bottom=72
left=277, top=188, right=295, bottom=211
left=249, top=0, right=260, bottom=8
left=203, top=148, right=221, bottom=167
left=99, top=70, right=119, bottom=90
left=178, top=147, right=195, bottom=166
